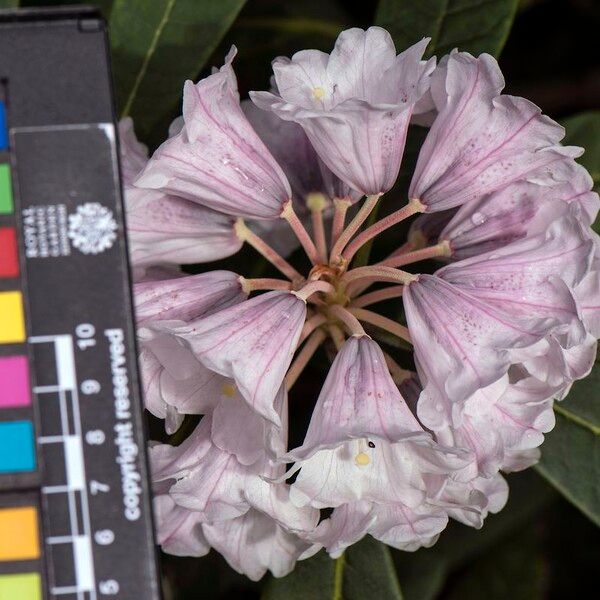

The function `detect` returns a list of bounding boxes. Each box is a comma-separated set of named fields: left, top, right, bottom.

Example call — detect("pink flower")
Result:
left=435, top=375, right=557, bottom=477
left=134, top=270, right=246, bottom=325
left=126, top=187, right=242, bottom=276
left=138, top=324, right=226, bottom=433
left=153, top=494, right=210, bottom=557
left=311, top=500, right=449, bottom=557
left=135, top=48, right=292, bottom=220
left=175, top=291, right=307, bottom=425
left=403, top=275, right=557, bottom=429
left=409, top=52, right=583, bottom=211
left=286, top=336, right=474, bottom=509
left=440, top=163, right=599, bottom=260
left=135, top=272, right=247, bottom=432
left=251, top=28, right=435, bottom=195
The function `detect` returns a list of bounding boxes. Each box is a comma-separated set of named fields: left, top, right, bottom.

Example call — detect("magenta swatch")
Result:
left=0, top=356, right=31, bottom=408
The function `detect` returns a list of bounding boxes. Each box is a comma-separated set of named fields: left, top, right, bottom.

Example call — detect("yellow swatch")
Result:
left=0, top=291, right=26, bottom=344
left=0, top=573, right=41, bottom=599
left=0, top=507, right=40, bottom=561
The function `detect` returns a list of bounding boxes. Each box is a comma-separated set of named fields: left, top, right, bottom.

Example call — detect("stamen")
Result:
left=341, top=265, right=417, bottom=287
left=239, top=277, right=293, bottom=293
left=328, top=305, right=366, bottom=337
left=382, top=352, right=412, bottom=385
left=328, top=324, right=346, bottom=350
left=341, top=198, right=425, bottom=263
left=331, top=197, right=352, bottom=245
left=354, top=452, right=370, bottom=466
left=221, top=383, right=236, bottom=397
left=354, top=440, right=371, bottom=466
left=294, top=280, right=336, bottom=301
left=306, top=193, right=329, bottom=263
left=285, top=328, right=327, bottom=389
left=235, top=219, right=304, bottom=283
left=346, top=307, right=412, bottom=344
left=312, top=86, right=325, bottom=100
left=330, top=194, right=380, bottom=263
left=281, top=200, right=320, bottom=265
left=381, top=241, right=451, bottom=269
left=350, top=285, right=405, bottom=308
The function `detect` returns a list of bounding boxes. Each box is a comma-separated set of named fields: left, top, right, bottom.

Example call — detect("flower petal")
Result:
left=409, top=52, right=580, bottom=211
left=135, top=48, right=291, bottom=219
left=176, top=291, right=307, bottom=425
left=134, top=270, right=246, bottom=325
left=126, top=186, right=242, bottom=272
left=251, top=31, right=434, bottom=195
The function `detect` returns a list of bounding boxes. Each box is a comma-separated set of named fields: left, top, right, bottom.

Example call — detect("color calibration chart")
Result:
left=0, top=8, right=161, bottom=600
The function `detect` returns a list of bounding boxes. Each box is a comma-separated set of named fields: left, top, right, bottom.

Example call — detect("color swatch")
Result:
left=0, top=355, right=30, bottom=408
left=0, top=164, right=12, bottom=215
left=0, top=506, right=40, bottom=560
left=0, top=421, right=36, bottom=472
left=0, top=290, right=25, bottom=343
left=0, top=572, right=41, bottom=599
left=0, top=226, right=18, bottom=277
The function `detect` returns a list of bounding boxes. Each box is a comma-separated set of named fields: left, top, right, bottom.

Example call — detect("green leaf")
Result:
left=536, top=361, right=600, bottom=527
left=375, top=0, right=519, bottom=58
left=445, top=526, right=545, bottom=600
left=0, top=0, right=20, bottom=7
left=561, top=111, right=600, bottom=193
left=109, top=0, right=246, bottom=144
left=394, top=470, right=554, bottom=600
left=262, top=537, right=403, bottom=600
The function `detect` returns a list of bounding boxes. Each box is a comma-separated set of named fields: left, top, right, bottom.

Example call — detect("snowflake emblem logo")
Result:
left=68, top=202, right=118, bottom=255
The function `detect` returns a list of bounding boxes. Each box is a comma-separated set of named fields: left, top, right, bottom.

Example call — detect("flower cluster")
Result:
left=123, top=27, right=600, bottom=580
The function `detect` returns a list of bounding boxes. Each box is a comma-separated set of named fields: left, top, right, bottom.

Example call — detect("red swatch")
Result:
left=0, top=227, right=18, bottom=278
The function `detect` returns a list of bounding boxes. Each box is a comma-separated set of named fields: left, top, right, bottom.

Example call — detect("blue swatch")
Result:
left=0, top=101, right=7, bottom=150
left=0, top=421, right=36, bottom=472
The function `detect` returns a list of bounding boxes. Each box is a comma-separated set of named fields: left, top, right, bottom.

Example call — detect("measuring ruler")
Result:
left=0, top=7, right=161, bottom=600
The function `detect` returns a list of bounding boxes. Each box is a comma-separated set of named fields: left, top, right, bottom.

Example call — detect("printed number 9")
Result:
left=81, top=379, right=101, bottom=395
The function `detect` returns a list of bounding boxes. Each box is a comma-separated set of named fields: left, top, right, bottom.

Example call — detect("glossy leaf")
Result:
left=375, top=0, right=519, bottom=58
left=537, top=363, right=600, bottom=527
left=262, top=537, right=403, bottom=600
left=109, top=0, right=246, bottom=144
left=394, top=471, right=554, bottom=600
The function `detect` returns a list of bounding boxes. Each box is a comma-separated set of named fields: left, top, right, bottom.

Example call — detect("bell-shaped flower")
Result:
left=153, top=493, right=210, bottom=557
left=442, top=473, right=509, bottom=529
left=515, top=331, right=597, bottom=397
left=435, top=375, right=556, bottom=477
left=437, top=217, right=593, bottom=327
left=286, top=335, right=474, bottom=509
left=134, top=270, right=246, bottom=325
left=202, top=500, right=318, bottom=581
left=126, top=186, right=242, bottom=276
left=135, top=48, right=292, bottom=220
left=311, top=497, right=450, bottom=558
left=403, top=275, right=559, bottom=429
left=251, top=28, right=435, bottom=196
left=211, top=383, right=288, bottom=466
left=151, top=416, right=251, bottom=521
left=409, top=51, right=583, bottom=211
left=175, top=291, right=307, bottom=425
left=440, top=163, right=599, bottom=260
